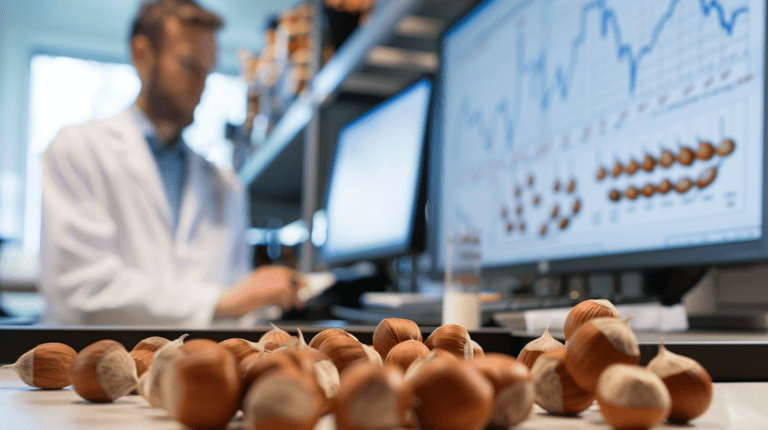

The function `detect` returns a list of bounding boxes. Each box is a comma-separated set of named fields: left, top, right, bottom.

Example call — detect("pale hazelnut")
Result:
left=564, top=316, right=640, bottom=393
left=372, top=318, right=422, bottom=359
left=647, top=341, right=713, bottom=422
left=517, top=325, right=565, bottom=370
left=597, top=363, right=671, bottom=430
left=2, top=342, right=77, bottom=389
left=69, top=340, right=138, bottom=403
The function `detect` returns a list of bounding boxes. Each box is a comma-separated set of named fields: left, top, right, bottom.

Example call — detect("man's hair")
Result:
left=130, top=0, right=224, bottom=50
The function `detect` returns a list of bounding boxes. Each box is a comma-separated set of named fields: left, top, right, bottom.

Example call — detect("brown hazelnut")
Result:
left=563, top=299, right=620, bottom=341
left=517, top=325, right=565, bottom=370
left=130, top=349, right=153, bottom=378
left=424, top=324, right=473, bottom=360
left=332, top=362, right=411, bottom=430
left=70, top=340, right=138, bottom=403
left=259, top=323, right=295, bottom=350
left=2, top=342, right=77, bottom=389
left=647, top=342, right=712, bottom=422
left=385, top=340, right=430, bottom=371
left=564, top=317, right=640, bottom=393
left=243, top=368, right=324, bottom=430
left=530, top=348, right=594, bottom=415
left=471, top=353, right=534, bottom=426
left=219, top=338, right=263, bottom=364
left=372, top=318, right=422, bottom=359
left=316, top=330, right=381, bottom=375
left=131, top=336, right=170, bottom=353
left=597, top=364, right=671, bottom=429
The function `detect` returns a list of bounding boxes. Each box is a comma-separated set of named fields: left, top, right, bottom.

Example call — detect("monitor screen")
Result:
left=321, top=78, right=432, bottom=264
left=434, top=0, right=767, bottom=274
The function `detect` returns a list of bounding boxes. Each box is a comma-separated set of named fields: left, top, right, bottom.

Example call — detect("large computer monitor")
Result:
left=432, top=0, right=767, bottom=277
left=321, top=78, right=432, bottom=265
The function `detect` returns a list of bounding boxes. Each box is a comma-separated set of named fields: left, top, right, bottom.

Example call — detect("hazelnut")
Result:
left=564, top=299, right=620, bottom=342
left=179, top=338, right=219, bottom=354
left=403, top=349, right=459, bottom=381
left=471, top=340, right=485, bottom=358
left=530, top=348, right=594, bottom=415
left=137, top=334, right=187, bottom=408
left=597, top=364, right=671, bottom=430
left=517, top=325, right=565, bottom=370
left=565, top=316, right=640, bottom=393
left=2, top=342, right=77, bottom=389
left=385, top=340, right=430, bottom=371
left=409, top=354, right=494, bottom=430
left=471, top=353, right=534, bottom=427
left=167, top=343, right=241, bottom=429
left=70, top=340, right=138, bottom=403
left=243, top=368, right=324, bottom=430
left=372, top=318, right=422, bottom=359
left=259, top=323, right=295, bottom=350
left=316, top=330, right=381, bottom=375
left=647, top=342, right=713, bottom=422
left=219, top=338, right=263, bottom=364
left=332, top=362, right=411, bottom=430
left=424, top=324, right=473, bottom=360
left=130, top=349, right=153, bottom=378
left=131, top=336, right=170, bottom=353
left=308, top=328, right=355, bottom=350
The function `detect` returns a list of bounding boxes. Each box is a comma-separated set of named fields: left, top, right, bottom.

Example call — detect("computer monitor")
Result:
left=432, top=0, right=767, bottom=277
left=321, top=78, right=432, bottom=265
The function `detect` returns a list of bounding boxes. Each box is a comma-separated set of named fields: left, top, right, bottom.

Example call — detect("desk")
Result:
left=1, top=369, right=766, bottom=429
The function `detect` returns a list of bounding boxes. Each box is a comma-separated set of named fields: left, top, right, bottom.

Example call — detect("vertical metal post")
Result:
left=299, top=0, right=323, bottom=273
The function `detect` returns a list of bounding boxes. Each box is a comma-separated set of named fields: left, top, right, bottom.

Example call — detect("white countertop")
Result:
left=2, top=368, right=767, bottom=429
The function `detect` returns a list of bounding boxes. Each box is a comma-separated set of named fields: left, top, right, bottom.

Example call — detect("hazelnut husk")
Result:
left=517, top=325, right=565, bottom=370
left=385, top=340, right=430, bottom=371
left=471, top=353, right=534, bottom=427
left=564, top=316, right=640, bottom=393
left=2, top=342, right=77, bottom=389
left=332, top=362, right=412, bottom=430
left=424, top=324, right=473, bottom=360
left=69, top=340, right=138, bottom=403
left=372, top=318, right=422, bottom=359
left=167, top=343, right=241, bottom=429
left=647, top=342, right=713, bottom=422
left=409, top=354, right=494, bottom=430
left=530, top=348, right=594, bottom=415
left=564, top=299, right=620, bottom=341
left=243, top=368, right=324, bottom=430
left=597, top=363, right=671, bottom=430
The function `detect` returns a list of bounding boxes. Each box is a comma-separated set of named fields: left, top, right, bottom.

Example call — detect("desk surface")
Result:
left=1, top=369, right=767, bottom=430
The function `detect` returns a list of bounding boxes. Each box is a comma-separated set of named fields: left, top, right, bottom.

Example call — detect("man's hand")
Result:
left=215, top=265, right=304, bottom=319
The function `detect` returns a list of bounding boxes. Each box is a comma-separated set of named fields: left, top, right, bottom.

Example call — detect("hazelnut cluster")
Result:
left=1, top=305, right=713, bottom=429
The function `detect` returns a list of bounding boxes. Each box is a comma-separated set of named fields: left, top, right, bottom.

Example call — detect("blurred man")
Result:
left=40, top=0, right=302, bottom=325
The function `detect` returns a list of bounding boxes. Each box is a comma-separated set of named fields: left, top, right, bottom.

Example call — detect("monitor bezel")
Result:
left=320, top=77, right=433, bottom=266
left=429, top=0, right=768, bottom=277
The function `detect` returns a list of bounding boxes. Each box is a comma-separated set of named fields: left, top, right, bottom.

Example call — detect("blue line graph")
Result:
left=460, top=0, right=749, bottom=151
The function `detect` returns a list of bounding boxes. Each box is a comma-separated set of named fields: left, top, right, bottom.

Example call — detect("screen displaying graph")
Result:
left=438, top=0, right=766, bottom=269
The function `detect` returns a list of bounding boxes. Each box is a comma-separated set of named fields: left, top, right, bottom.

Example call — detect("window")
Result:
left=23, top=54, right=246, bottom=252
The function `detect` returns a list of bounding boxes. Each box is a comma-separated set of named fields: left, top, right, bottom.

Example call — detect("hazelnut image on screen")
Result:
left=678, top=147, right=695, bottom=166
left=642, top=183, right=656, bottom=197
left=540, top=224, right=548, bottom=236
left=696, top=167, right=718, bottom=189
left=533, top=195, right=541, bottom=206
left=554, top=180, right=561, bottom=191
left=696, top=141, right=715, bottom=160
left=612, top=161, right=623, bottom=178
left=597, top=167, right=607, bottom=181
left=660, top=149, right=675, bottom=168
left=572, top=199, right=581, bottom=214
left=528, top=174, right=535, bottom=186
left=551, top=205, right=559, bottom=219
left=716, top=138, right=735, bottom=156
left=506, top=223, right=514, bottom=232
left=559, top=218, right=570, bottom=230
left=675, top=177, right=694, bottom=193
left=625, top=186, right=639, bottom=200
left=658, top=179, right=672, bottom=194
left=609, top=189, right=622, bottom=202
left=642, top=154, right=656, bottom=172
left=626, top=160, right=639, bottom=175
left=567, top=179, right=576, bottom=193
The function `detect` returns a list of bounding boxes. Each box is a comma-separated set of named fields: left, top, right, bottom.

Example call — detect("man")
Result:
left=39, top=0, right=302, bottom=326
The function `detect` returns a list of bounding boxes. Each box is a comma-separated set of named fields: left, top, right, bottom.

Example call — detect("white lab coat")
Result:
left=39, top=110, right=251, bottom=326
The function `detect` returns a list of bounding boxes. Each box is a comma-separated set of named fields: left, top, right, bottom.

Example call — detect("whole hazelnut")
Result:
left=137, top=335, right=187, bottom=408
left=424, top=324, right=473, bottom=360
left=564, top=299, right=620, bottom=341
left=410, top=354, right=494, bottom=430
left=308, top=328, right=355, bottom=350
left=385, top=340, right=430, bottom=371
left=647, top=342, right=713, bottom=422
left=243, top=368, right=324, bottom=430
left=70, top=340, right=138, bottom=403
left=565, top=316, right=640, bottom=393
left=167, top=344, right=241, bottom=429
left=372, top=318, right=422, bottom=359
left=517, top=325, right=565, bottom=370
left=597, top=364, right=671, bottom=430
left=130, top=349, right=153, bottom=378
left=332, top=362, right=411, bottom=430
left=219, top=338, right=263, bottom=364
left=2, top=342, right=77, bottom=389
left=471, top=353, right=534, bottom=427
left=259, top=323, right=295, bottom=350
left=131, top=336, right=170, bottom=353
left=317, top=331, right=381, bottom=375
left=530, top=348, right=594, bottom=415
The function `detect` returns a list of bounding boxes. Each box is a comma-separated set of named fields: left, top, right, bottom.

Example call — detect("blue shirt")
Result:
left=130, top=105, right=187, bottom=232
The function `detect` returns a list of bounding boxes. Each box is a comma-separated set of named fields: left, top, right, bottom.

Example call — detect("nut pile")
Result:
left=2, top=302, right=714, bottom=429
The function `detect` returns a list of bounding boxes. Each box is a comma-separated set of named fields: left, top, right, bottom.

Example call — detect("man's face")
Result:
left=146, top=16, right=217, bottom=129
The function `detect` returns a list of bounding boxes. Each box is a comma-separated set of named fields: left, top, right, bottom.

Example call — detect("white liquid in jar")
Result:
left=442, top=289, right=480, bottom=330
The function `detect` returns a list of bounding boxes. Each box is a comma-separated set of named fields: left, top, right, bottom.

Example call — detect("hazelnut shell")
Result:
left=385, top=340, right=429, bottom=371
left=647, top=343, right=713, bottom=422
left=424, top=324, right=473, bottom=360
left=597, top=364, right=671, bottom=430
left=70, top=340, right=137, bottom=403
left=219, top=338, right=262, bottom=364
left=530, top=348, right=594, bottom=415
left=517, top=325, right=564, bottom=370
left=563, top=299, right=620, bottom=341
left=333, top=362, right=411, bottom=430
left=131, top=336, right=170, bottom=353
left=372, top=318, right=422, bottom=359
left=471, top=353, right=534, bottom=426
left=4, top=343, right=77, bottom=389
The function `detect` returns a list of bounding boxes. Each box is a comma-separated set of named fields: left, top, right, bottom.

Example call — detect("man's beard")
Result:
left=146, top=66, right=196, bottom=129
